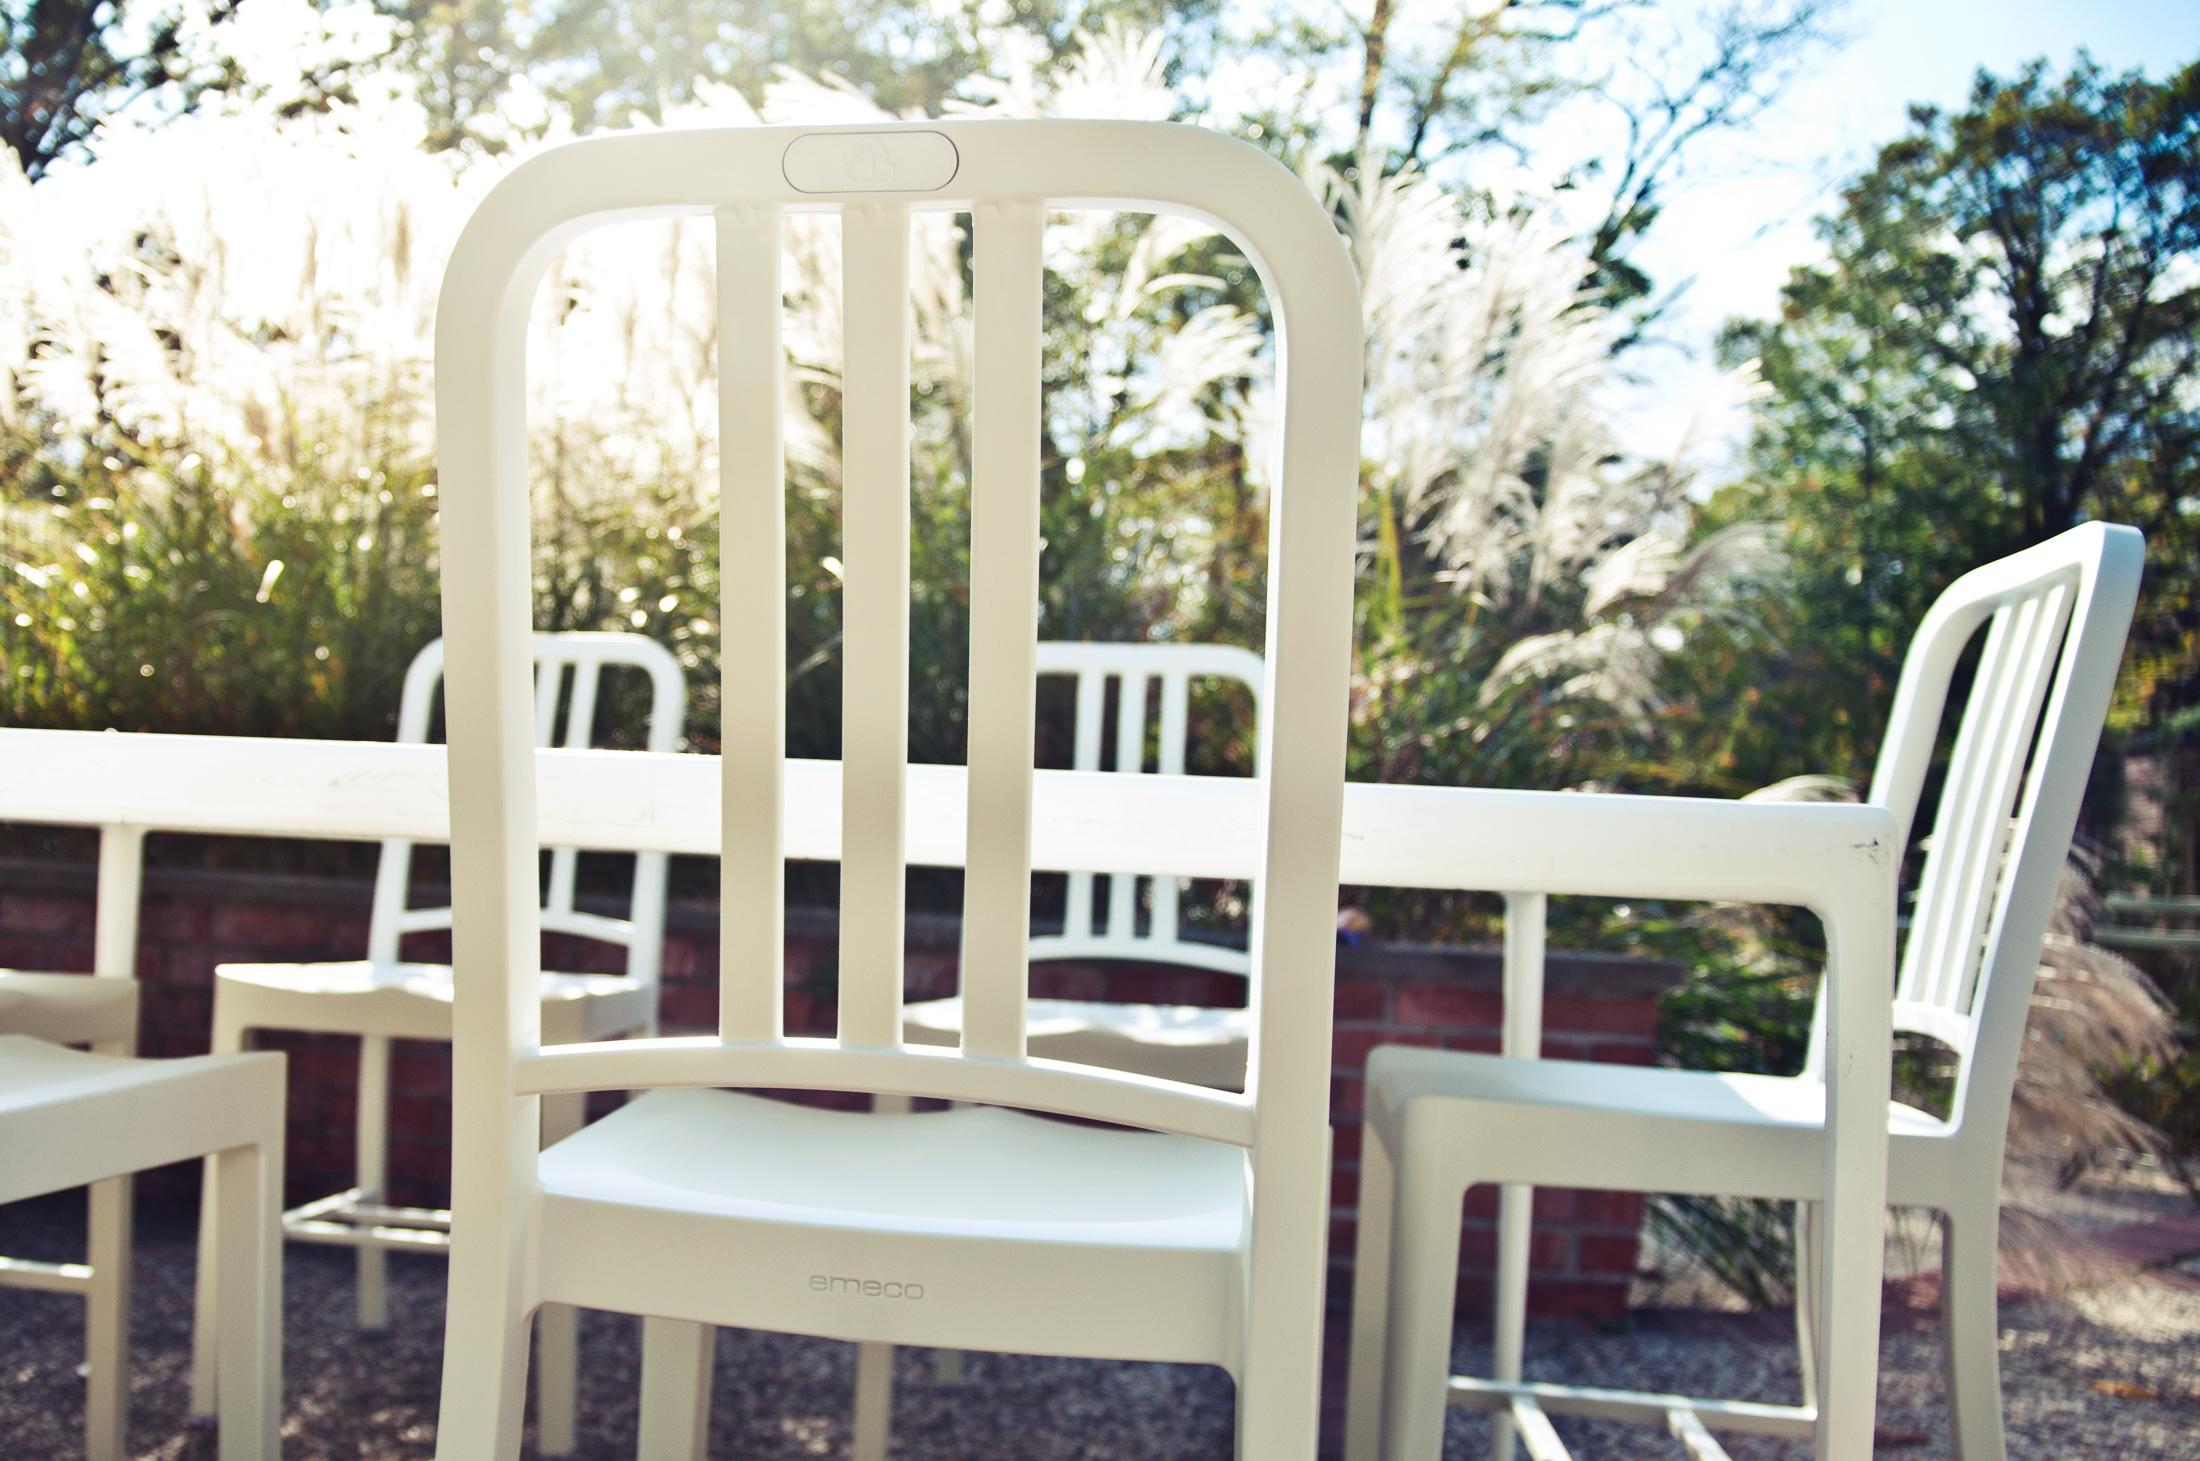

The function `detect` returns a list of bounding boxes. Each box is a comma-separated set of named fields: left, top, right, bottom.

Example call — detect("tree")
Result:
left=1310, top=0, right=1842, bottom=323
left=388, top=0, right=1222, bottom=149
left=1718, top=54, right=2200, bottom=777
left=1, top=0, right=238, bottom=178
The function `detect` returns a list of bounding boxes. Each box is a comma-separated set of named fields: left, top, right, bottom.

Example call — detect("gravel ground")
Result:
left=1, top=1191, right=2196, bottom=1459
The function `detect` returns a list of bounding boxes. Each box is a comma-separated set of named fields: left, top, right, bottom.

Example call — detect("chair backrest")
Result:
left=367, top=631, right=687, bottom=983
left=434, top=121, right=1360, bottom=1170
left=1809, top=523, right=2141, bottom=1145
left=1035, top=640, right=1262, bottom=976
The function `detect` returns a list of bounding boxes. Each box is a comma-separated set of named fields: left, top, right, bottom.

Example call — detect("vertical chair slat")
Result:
left=532, top=662, right=576, bottom=929
left=533, top=659, right=563, bottom=743
left=836, top=203, right=914, bottom=1048
left=1943, top=581, right=2073, bottom=1012
left=1919, top=598, right=2038, bottom=1010
left=1149, top=671, right=1190, bottom=944
left=1106, top=671, right=1148, bottom=939
left=1897, top=604, right=2014, bottom=1006
left=958, top=201, right=1045, bottom=1061
left=544, top=657, right=600, bottom=917
left=1063, top=669, right=1105, bottom=938
left=717, top=206, right=788, bottom=1041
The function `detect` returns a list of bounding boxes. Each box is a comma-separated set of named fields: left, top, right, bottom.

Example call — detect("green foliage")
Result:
left=1, top=440, right=441, bottom=738
left=1718, top=54, right=2200, bottom=778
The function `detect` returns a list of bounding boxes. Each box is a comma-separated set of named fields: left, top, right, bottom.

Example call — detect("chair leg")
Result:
left=1380, top=1158, right=1463, bottom=1461
left=1941, top=1200, right=2008, bottom=1461
left=355, top=1034, right=392, bottom=1331
left=636, top=1316, right=714, bottom=1460
left=1342, top=1121, right=1397, bottom=1461
left=191, top=1012, right=248, bottom=1419
left=1231, top=1287, right=1324, bottom=1461
left=432, top=1237, right=534, bottom=1460
left=1488, top=1183, right=1533, bottom=1461
left=211, top=1136, right=282, bottom=1461
left=534, top=1092, right=586, bottom=1456
left=84, top=1173, right=132, bottom=1461
left=851, top=1340, right=894, bottom=1461
left=1792, top=1200, right=1821, bottom=1415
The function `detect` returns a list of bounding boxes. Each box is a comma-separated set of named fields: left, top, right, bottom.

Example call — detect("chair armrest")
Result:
left=1338, top=783, right=1898, bottom=914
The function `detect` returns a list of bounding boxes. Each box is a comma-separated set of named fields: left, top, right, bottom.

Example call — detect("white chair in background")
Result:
left=1342, top=522, right=2144, bottom=1461
left=901, top=639, right=1264, bottom=1087
left=190, top=629, right=685, bottom=1456
left=427, top=116, right=1361, bottom=1460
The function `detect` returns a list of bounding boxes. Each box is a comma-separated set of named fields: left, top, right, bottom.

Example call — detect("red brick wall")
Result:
left=0, top=859, right=1681, bottom=1321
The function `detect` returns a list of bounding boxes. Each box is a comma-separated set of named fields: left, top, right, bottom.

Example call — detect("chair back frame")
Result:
left=1807, top=523, right=2142, bottom=1153
left=432, top=119, right=1361, bottom=1419
left=366, top=632, right=686, bottom=981
left=1035, top=640, right=1263, bottom=976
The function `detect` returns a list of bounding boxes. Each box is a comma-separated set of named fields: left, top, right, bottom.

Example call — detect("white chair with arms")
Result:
left=1342, top=522, right=2144, bottom=1461
left=427, top=117, right=1360, bottom=1459
left=190, top=629, right=685, bottom=1456
left=1, top=833, right=284, bottom=1460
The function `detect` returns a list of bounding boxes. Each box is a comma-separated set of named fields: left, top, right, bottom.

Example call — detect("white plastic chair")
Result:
left=1341, top=522, right=2144, bottom=1461
left=901, top=639, right=1263, bottom=1088
left=427, top=117, right=1361, bottom=1459
left=190, top=630, right=685, bottom=1455
left=0, top=825, right=285, bottom=1459
left=0, top=829, right=148, bottom=1461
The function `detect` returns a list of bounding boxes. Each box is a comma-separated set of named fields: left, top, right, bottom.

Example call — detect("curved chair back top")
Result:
left=434, top=120, right=1361, bottom=1158
left=1812, top=522, right=2141, bottom=1146
left=367, top=631, right=686, bottom=983
left=1036, top=640, right=1262, bottom=977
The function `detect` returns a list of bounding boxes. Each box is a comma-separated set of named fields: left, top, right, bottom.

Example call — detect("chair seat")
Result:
left=902, top=995, right=1250, bottom=1089
left=1366, top=1047, right=1948, bottom=1203
left=0, top=970, right=139, bottom=1047
left=533, top=1088, right=1250, bottom=1364
left=213, top=959, right=652, bottom=1044
left=0, top=1034, right=284, bottom=1204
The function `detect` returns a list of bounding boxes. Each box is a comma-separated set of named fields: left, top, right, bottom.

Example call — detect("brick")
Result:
left=142, top=898, right=210, bottom=941
left=163, top=947, right=218, bottom=987
left=659, top=937, right=701, bottom=980
left=1522, top=1278, right=1630, bottom=1322
left=1029, top=964, right=1109, bottom=1001
left=1576, top=1189, right=1648, bottom=1226
left=0, top=932, right=89, bottom=970
left=390, top=1096, right=449, bottom=1143
left=659, top=986, right=714, bottom=1029
left=1533, top=1188, right=1579, bottom=1222
left=0, top=893, right=91, bottom=936
left=392, top=1044, right=451, bottom=1095
left=1330, top=1073, right=1363, bottom=1116
left=210, top=905, right=347, bottom=951
left=1540, top=994, right=1660, bottom=1036
left=1393, top=982, right=1502, bottom=1030
left=1333, top=978, right=1387, bottom=1023
left=1440, top=1032, right=1500, bottom=1055
left=1456, top=1224, right=1568, bottom=1274
left=1577, top=1233, right=1647, bottom=1277
left=1588, top=1039, right=1656, bottom=1065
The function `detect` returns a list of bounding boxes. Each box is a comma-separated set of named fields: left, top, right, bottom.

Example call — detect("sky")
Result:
left=1586, top=0, right=2200, bottom=469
